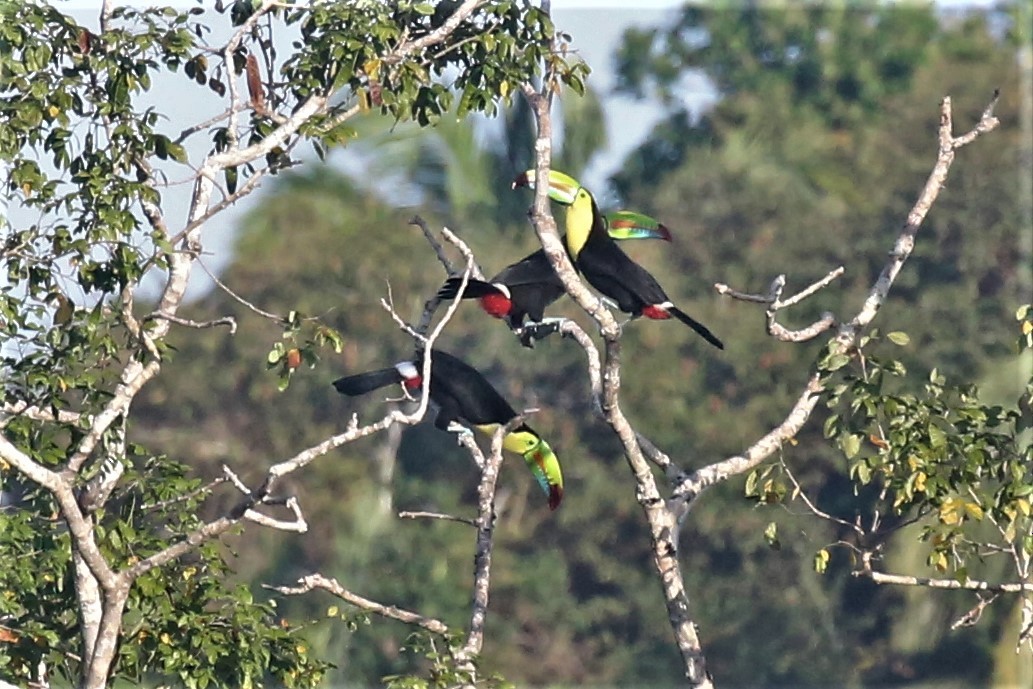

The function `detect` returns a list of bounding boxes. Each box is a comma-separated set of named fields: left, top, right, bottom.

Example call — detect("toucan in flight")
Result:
left=512, top=169, right=723, bottom=350
left=436, top=207, right=671, bottom=346
left=332, top=349, right=564, bottom=509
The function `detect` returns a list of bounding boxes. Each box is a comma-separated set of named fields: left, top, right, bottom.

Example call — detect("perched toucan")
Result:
left=436, top=208, right=670, bottom=344
left=513, top=169, right=723, bottom=350
left=332, top=349, right=564, bottom=509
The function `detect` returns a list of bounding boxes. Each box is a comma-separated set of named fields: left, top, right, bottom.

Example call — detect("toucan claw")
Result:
left=517, top=326, right=538, bottom=349
left=446, top=422, right=475, bottom=444
left=520, top=318, right=565, bottom=347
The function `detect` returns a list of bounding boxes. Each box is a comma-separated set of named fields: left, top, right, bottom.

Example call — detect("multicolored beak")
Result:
left=604, top=210, right=673, bottom=242
left=521, top=438, right=564, bottom=510
left=512, top=169, right=582, bottom=206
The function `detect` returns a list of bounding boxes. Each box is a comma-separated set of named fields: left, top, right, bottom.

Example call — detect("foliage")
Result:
left=0, top=445, right=329, bottom=688
left=817, top=311, right=1033, bottom=574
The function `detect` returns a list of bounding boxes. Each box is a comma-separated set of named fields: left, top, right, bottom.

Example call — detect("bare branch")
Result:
left=409, top=222, right=484, bottom=337
left=196, top=257, right=285, bottom=323
left=855, top=568, right=1033, bottom=593
left=173, top=104, right=248, bottom=145
left=398, top=511, right=477, bottom=527
left=768, top=312, right=836, bottom=342
left=777, top=266, right=845, bottom=309
left=268, top=574, right=451, bottom=636
left=145, top=312, right=238, bottom=334
left=781, top=457, right=865, bottom=537
left=459, top=413, right=526, bottom=664
left=673, top=374, right=823, bottom=502
left=242, top=496, right=308, bottom=533
left=951, top=594, right=999, bottom=630
left=1, top=402, right=80, bottom=426
left=851, top=93, right=999, bottom=331
left=718, top=267, right=844, bottom=342
left=410, top=214, right=457, bottom=275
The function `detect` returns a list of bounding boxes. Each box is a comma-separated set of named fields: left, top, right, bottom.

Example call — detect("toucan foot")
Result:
left=521, top=317, right=565, bottom=347
left=446, top=422, right=474, bottom=444
left=517, top=325, right=538, bottom=349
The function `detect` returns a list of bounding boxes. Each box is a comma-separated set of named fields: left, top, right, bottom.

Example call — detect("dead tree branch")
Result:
left=269, top=574, right=452, bottom=636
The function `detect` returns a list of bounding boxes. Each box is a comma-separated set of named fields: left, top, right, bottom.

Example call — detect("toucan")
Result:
left=513, top=169, right=723, bottom=350
left=332, top=349, right=564, bottom=509
left=436, top=208, right=671, bottom=345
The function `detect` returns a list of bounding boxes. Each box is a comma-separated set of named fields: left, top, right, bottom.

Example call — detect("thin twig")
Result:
left=267, top=574, right=451, bottom=636
left=145, top=312, right=238, bottom=334
left=781, top=458, right=865, bottom=536
left=398, top=511, right=476, bottom=527
left=196, top=257, right=285, bottom=323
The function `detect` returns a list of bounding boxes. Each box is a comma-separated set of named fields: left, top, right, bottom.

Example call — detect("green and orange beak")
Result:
left=521, top=439, right=563, bottom=511
left=605, top=210, right=672, bottom=242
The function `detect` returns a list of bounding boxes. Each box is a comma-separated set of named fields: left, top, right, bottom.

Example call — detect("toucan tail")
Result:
left=436, top=277, right=502, bottom=301
left=669, top=307, right=724, bottom=350
left=332, top=367, right=403, bottom=396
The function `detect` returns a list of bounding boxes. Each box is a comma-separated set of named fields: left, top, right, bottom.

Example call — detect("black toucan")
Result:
left=437, top=207, right=671, bottom=346
left=332, top=349, right=564, bottom=509
left=513, top=169, right=724, bottom=350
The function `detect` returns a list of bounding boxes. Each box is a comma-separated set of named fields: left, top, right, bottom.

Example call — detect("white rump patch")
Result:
left=394, top=361, right=420, bottom=380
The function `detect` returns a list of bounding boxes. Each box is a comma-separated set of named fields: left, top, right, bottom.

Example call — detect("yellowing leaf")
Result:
left=1017, top=498, right=1031, bottom=517
left=327, top=605, right=339, bottom=618
left=939, top=497, right=964, bottom=526
left=963, top=501, right=984, bottom=521
left=1023, top=320, right=1033, bottom=335
left=363, top=58, right=381, bottom=77
left=182, top=565, right=197, bottom=581
left=814, top=548, right=830, bottom=574
left=499, top=80, right=510, bottom=98
left=913, top=471, right=927, bottom=493
left=47, top=104, right=60, bottom=118
left=160, top=632, right=171, bottom=645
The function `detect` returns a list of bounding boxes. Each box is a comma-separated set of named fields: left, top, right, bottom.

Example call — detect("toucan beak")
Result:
left=512, top=169, right=581, bottom=206
left=605, top=210, right=673, bottom=242
left=522, top=439, right=564, bottom=510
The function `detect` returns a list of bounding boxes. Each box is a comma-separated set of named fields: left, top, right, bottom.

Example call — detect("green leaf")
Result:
left=165, top=141, right=187, bottom=163
left=928, top=424, right=947, bottom=449
left=825, top=353, right=850, bottom=371
left=841, top=434, right=862, bottom=459
left=886, top=331, right=910, bottom=346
